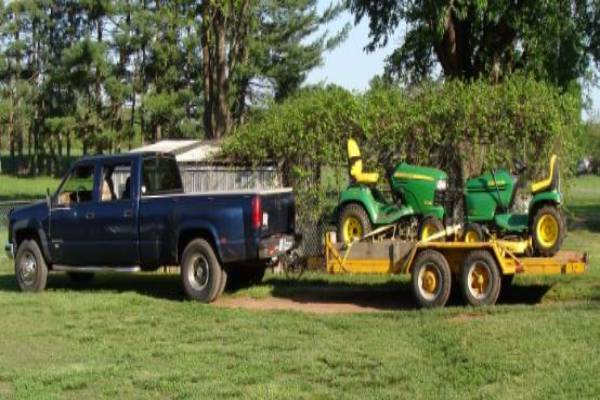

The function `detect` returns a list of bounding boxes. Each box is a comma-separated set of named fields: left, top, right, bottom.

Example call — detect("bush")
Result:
left=223, top=77, right=584, bottom=223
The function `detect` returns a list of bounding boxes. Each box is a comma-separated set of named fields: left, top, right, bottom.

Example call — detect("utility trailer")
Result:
left=324, top=232, right=587, bottom=307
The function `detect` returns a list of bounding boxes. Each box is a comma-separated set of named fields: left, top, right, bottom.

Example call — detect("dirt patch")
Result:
left=214, top=290, right=414, bottom=314
left=447, top=312, right=486, bottom=323
left=215, top=296, right=384, bottom=313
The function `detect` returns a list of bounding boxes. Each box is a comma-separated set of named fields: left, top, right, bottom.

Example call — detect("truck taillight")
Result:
left=252, top=196, right=262, bottom=229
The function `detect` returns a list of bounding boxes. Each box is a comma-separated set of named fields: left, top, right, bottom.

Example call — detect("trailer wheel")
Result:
left=411, top=250, right=452, bottom=308
left=181, top=239, right=223, bottom=303
left=15, top=240, right=48, bottom=292
left=460, top=250, right=501, bottom=306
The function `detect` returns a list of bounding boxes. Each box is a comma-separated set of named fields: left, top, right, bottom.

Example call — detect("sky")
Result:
left=306, top=5, right=600, bottom=120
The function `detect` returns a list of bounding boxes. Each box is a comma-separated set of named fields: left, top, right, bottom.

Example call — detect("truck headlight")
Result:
left=436, top=179, right=447, bottom=190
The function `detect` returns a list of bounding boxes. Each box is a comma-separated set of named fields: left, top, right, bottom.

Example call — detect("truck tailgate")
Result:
left=260, top=189, right=295, bottom=238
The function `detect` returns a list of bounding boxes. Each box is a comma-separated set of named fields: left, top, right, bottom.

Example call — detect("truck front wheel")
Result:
left=15, top=239, right=48, bottom=292
left=181, top=239, right=224, bottom=303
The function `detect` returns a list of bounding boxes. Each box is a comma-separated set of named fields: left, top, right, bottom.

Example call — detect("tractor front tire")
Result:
left=463, top=223, right=484, bottom=242
left=337, top=204, right=372, bottom=244
left=418, top=216, right=445, bottom=242
left=531, top=205, right=565, bottom=257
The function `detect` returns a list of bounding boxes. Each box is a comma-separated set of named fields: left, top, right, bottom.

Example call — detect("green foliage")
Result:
left=0, top=0, right=347, bottom=174
left=224, top=77, right=584, bottom=222
left=348, top=0, right=600, bottom=88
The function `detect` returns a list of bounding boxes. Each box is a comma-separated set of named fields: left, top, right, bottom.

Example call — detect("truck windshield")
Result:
left=142, top=156, right=183, bottom=195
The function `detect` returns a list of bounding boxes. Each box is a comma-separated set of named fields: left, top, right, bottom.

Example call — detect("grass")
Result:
left=0, top=177, right=599, bottom=398
left=0, top=174, right=62, bottom=201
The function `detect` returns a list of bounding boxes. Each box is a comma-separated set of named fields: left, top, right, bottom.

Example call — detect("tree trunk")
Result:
left=213, top=7, right=231, bottom=138
left=201, top=2, right=214, bottom=139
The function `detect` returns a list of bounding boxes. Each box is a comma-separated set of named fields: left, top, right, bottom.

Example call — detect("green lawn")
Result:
left=0, top=177, right=598, bottom=398
left=0, top=174, right=62, bottom=201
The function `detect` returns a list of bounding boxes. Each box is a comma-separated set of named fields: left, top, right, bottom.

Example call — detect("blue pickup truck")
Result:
left=4, top=152, right=297, bottom=302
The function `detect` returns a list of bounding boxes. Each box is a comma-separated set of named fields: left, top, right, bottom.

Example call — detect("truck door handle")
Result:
left=124, top=209, right=133, bottom=218
left=85, top=212, right=95, bottom=220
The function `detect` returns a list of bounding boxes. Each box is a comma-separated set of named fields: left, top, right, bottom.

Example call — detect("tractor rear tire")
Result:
left=337, top=204, right=372, bottom=244
left=418, top=216, right=445, bottom=242
left=531, top=205, right=565, bottom=257
left=411, top=250, right=452, bottom=308
left=460, top=250, right=501, bottom=306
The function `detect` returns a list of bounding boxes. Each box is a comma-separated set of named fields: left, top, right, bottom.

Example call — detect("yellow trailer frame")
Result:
left=324, top=232, right=587, bottom=307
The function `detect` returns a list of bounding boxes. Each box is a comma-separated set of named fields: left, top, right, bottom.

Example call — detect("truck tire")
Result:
left=15, top=239, right=48, bottom=293
left=460, top=250, right=501, bottom=306
left=411, top=250, right=452, bottom=308
left=67, top=272, right=95, bottom=284
left=462, top=223, right=484, bottom=242
left=181, top=239, right=223, bottom=303
left=531, top=205, right=565, bottom=257
left=418, top=216, right=445, bottom=242
left=337, top=204, right=372, bottom=244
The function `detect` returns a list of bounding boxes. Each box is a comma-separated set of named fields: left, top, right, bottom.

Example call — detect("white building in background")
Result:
left=131, top=140, right=282, bottom=192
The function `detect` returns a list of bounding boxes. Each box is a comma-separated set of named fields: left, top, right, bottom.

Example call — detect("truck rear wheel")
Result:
left=181, top=239, right=223, bottom=303
left=15, top=239, right=48, bottom=293
left=460, top=250, right=501, bottom=306
left=411, top=250, right=452, bottom=308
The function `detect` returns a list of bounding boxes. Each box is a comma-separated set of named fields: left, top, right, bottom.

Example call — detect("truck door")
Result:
left=91, top=160, right=139, bottom=266
left=49, top=163, right=99, bottom=266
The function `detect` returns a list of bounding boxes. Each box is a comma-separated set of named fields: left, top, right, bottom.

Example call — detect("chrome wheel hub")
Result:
left=188, top=255, right=210, bottom=291
left=20, top=252, right=37, bottom=286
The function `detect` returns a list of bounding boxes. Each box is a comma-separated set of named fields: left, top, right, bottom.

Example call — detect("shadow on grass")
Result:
left=262, top=276, right=553, bottom=310
left=0, top=271, right=554, bottom=310
left=499, top=282, right=554, bottom=305
left=566, top=205, right=600, bottom=232
left=0, top=272, right=185, bottom=301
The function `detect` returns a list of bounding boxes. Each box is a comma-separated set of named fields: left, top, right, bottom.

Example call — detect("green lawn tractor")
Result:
left=335, top=139, right=449, bottom=243
left=462, top=155, right=566, bottom=256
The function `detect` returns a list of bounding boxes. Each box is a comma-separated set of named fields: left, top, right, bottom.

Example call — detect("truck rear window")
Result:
left=142, top=156, right=183, bottom=195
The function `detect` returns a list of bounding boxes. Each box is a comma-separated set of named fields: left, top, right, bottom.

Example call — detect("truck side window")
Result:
left=100, top=163, right=133, bottom=201
left=142, top=157, right=183, bottom=196
left=56, top=165, right=95, bottom=206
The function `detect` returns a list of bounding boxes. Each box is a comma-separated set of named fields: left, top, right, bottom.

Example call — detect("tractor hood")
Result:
left=392, top=163, right=447, bottom=182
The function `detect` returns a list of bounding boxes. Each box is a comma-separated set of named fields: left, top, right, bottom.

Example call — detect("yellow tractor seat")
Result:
left=531, top=154, right=559, bottom=194
left=347, top=139, right=379, bottom=184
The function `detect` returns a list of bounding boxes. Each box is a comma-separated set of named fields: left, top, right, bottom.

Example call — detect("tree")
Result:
left=201, top=0, right=348, bottom=139
left=348, top=0, right=600, bottom=87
